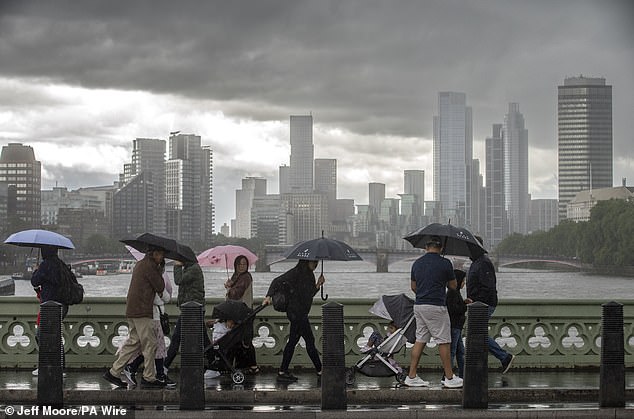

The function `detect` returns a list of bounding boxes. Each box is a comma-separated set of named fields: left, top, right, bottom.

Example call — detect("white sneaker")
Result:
left=204, top=369, right=220, bottom=379
left=403, top=375, right=430, bottom=387
left=441, top=375, right=463, bottom=388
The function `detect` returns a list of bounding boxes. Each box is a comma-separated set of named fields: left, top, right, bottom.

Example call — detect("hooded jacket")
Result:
left=266, top=260, right=319, bottom=316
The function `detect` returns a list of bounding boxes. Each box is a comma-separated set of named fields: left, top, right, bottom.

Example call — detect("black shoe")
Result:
left=157, top=375, right=176, bottom=388
left=501, top=354, right=515, bottom=374
left=276, top=371, right=298, bottom=382
left=103, top=370, right=127, bottom=388
left=123, top=365, right=137, bottom=387
left=140, top=378, right=166, bottom=389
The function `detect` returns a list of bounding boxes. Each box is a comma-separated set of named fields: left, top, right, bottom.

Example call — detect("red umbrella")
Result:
left=197, top=245, right=258, bottom=278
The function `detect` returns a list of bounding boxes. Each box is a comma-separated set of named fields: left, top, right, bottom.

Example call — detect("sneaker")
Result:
left=501, top=354, right=515, bottom=374
left=403, top=375, right=430, bottom=387
left=441, top=375, right=463, bottom=388
left=123, top=365, right=137, bottom=387
left=276, top=371, right=298, bottom=382
left=204, top=369, right=221, bottom=379
left=102, top=370, right=127, bottom=388
left=157, top=375, right=176, bottom=388
left=140, top=378, right=166, bottom=389
left=32, top=368, right=38, bottom=376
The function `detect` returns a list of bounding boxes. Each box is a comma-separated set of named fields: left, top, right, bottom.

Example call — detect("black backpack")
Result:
left=54, top=262, right=84, bottom=305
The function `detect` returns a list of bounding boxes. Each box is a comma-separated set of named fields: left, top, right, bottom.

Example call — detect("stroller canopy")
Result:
left=369, top=294, right=416, bottom=343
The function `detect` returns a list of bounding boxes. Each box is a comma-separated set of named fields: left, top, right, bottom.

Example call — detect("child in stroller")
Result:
left=204, top=300, right=264, bottom=384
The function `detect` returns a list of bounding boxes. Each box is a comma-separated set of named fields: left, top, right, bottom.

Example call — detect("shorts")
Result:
left=413, top=304, right=451, bottom=344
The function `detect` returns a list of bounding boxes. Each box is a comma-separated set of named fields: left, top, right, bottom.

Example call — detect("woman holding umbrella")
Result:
left=263, top=259, right=325, bottom=382
left=225, top=255, right=259, bottom=374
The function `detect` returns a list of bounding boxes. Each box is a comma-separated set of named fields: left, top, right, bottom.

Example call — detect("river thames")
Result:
left=9, top=260, right=634, bottom=301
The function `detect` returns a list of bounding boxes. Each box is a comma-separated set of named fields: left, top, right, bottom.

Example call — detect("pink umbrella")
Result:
left=125, top=245, right=173, bottom=297
left=197, top=245, right=258, bottom=278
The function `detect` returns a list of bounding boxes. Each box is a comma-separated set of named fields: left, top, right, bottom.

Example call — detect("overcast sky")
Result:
left=1, top=0, right=632, bottom=229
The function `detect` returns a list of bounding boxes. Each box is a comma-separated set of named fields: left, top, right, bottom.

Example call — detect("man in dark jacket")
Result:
left=103, top=248, right=166, bottom=388
left=263, top=259, right=325, bottom=382
left=466, top=236, right=515, bottom=373
left=164, top=260, right=210, bottom=371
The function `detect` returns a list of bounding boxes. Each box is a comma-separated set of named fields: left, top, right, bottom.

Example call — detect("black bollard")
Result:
left=37, top=301, right=64, bottom=408
left=179, top=301, right=205, bottom=410
left=600, top=301, right=625, bottom=407
left=463, top=301, right=489, bottom=409
left=321, top=302, right=346, bottom=410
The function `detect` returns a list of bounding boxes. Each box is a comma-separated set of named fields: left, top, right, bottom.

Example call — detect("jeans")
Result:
left=487, top=306, right=510, bottom=363
left=280, top=312, right=322, bottom=372
left=450, top=328, right=464, bottom=377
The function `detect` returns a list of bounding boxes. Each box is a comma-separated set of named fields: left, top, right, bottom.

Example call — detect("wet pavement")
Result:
left=1, top=368, right=633, bottom=418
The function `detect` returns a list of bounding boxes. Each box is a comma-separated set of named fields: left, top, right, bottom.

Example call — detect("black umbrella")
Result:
left=369, top=294, right=416, bottom=344
left=403, top=223, right=486, bottom=259
left=120, top=233, right=197, bottom=263
left=282, top=232, right=362, bottom=301
left=212, top=300, right=252, bottom=323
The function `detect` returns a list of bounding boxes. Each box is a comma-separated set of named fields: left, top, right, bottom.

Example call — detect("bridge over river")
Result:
left=259, top=246, right=471, bottom=272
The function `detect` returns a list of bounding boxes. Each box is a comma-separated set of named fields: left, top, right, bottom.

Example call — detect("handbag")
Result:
left=158, top=306, right=170, bottom=336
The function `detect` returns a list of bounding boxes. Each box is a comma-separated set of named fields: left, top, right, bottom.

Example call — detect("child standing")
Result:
left=447, top=269, right=467, bottom=378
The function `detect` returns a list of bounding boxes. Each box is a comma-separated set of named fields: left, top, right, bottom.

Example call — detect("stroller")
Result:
left=204, top=300, right=265, bottom=384
left=346, top=294, right=415, bottom=385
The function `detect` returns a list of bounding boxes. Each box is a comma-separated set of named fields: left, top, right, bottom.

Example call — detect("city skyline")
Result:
left=0, top=1, right=632, bottom=228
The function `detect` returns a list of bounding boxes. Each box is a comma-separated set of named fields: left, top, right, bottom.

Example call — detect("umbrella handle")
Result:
left=319, top=260, right=328, bottom=300
left=320, top=286, right=328, bottom=301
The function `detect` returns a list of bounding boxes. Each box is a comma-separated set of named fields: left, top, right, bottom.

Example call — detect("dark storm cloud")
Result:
left=1, top=0, right=632, bottom=148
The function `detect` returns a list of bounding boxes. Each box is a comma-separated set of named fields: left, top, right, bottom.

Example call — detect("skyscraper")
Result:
left=129, top=138, right=166, bottom=234
left=404, top=170, right=425, bottom=218
left=0, top=143, right=41, bottom=229
left=166, top=133, right=209, bottom=242
left=289, top=115, right=314, bottom=193
left=485, top=124, right=506, bottom=247
left=314, top=158, right=337, bottom=221
left=558, top=76, right=612, bottom=220
left=433, top=92, right=472, bottom=226
left=368, top=182, right=385, bottom=227
left=503, top=103, right=529, bottom=234
left=235, top=177, right=267, bottom=238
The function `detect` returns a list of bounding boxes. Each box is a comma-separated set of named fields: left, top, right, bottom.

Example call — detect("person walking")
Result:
left=446, top=269, right=467, bottom=379
left=31, top=245, right=69, bottom=377
left=406, top=236, right=463, bottom=388
left=103, top=247, right=166, bottom=388
left=465, top=236, right=515, bottom=373
left=122, top=261, right=174, bottom=387
left=263, top=259, right=325, bottom=382
left=225, top=255, right=259, bottom=374
left=164, top=259, right=210, bottom=372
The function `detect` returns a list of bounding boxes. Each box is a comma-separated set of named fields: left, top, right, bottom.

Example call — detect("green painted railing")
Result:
left=1, top=297, right=633, bottom=370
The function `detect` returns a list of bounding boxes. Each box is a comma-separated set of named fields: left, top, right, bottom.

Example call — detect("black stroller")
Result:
left=346, top=294, right=416, bottom=385
left=204, top=300, right=265, bottom=384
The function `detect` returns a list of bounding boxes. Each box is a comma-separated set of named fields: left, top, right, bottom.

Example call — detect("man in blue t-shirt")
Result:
left=404, top=236, right=463, bottom=389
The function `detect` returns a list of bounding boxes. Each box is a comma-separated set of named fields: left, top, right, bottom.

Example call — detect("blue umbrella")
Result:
left=4, top=229, right=75, bottom=249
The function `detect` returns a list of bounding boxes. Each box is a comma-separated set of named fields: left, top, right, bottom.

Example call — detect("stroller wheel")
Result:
left=396, top=371, right=407, bottom=384
left=345, top=368, right=356, bottom=386
left=232, top=370, right=245, bottom=384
